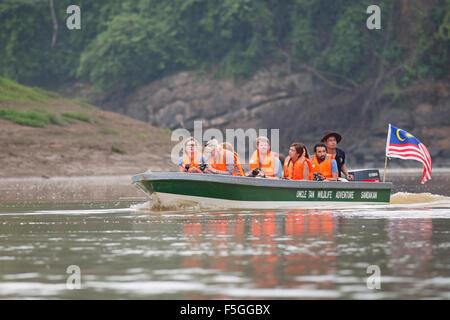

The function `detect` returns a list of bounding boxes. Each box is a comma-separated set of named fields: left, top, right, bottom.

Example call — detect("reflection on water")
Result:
left=1, top=199, right=450, bottom=299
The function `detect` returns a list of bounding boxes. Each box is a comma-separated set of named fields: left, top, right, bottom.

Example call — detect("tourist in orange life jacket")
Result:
left=249, top=136, right=283, bottom=178
left=284, top=142, right=312, bottom=180
left=220, top=142, right=246, bottom=176
left=303, top=145, right=310, bottom=160
left=203, top=139, right=235, bottom=175
left=304, top=144, right=313, bottom=180
left=177, top=137, right=207, bottom=173
left=321, top=131, right=354, bottom=181
left=202, top=144, right=212, bottom=162
left=310, top=143, right=338, bottom=181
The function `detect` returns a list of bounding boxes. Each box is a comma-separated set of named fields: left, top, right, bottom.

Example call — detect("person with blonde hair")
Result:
left=203, top=139, right=235, bottom=175
left=220, top=142, right=245, bottom=176
left=249, top=136, right=283, bottom=178
left=178, top=137, right=207, bottom=173
left=202, top=144, right=213, bottom=161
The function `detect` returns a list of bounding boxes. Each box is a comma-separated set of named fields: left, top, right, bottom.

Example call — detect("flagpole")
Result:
left=383, top=123, right=391, bottom=182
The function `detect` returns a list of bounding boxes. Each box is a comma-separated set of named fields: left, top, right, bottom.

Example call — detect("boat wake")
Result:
left=130, top=192, right=450, bottom=213
left=130, top=195, right=205, bottom=212
left=390, top=192, right=450, bottom=205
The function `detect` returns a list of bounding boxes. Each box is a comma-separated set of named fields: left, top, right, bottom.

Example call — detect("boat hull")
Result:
left=132, top=173, right=392, bottom=209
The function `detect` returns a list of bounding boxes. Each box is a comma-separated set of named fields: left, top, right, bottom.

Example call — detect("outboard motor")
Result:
left=348, top=169, right=381, bottom=182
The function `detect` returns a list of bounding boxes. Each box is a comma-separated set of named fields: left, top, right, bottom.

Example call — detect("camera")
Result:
left=249, top=168, right=265, bottom=177
left=313, top=172, right=325, bottom=181
left=250, top=168, right=261, bottom=177
left=199, top=163, right=206, bottom=171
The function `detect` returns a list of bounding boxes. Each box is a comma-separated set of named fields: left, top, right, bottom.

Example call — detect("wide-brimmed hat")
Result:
left=321, top=131, right=342, bottom=144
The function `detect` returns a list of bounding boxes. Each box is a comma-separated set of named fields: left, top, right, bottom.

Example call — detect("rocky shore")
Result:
left=80, top=69, right=450, bottom=169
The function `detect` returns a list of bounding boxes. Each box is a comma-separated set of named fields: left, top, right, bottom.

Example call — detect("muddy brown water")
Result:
left=0, top=170, right=449, bottom=299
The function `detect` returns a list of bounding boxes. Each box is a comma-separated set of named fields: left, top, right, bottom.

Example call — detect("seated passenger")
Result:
left=278, top=153, right=286, bottom=168
left=203, top=139, right=235, bottom=175
left=202, top=144, right=212, bottom=161
left=303, top=145, right=310, bottom=160
left=220, top=142, right=245, bottom=176
left=283, top=145, right=311, bottom=178
left=249, top=136, right=283, bottom=178
left=284, top=143, right=312, bottom=180
left=178, top=137, right=207, bottom=173
left=321, top=131, right=354, bottom=181
left=310, top=143, right=338, bottom=181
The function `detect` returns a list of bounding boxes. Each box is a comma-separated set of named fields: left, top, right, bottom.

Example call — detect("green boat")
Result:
left=132, top=172, right=392, bottom=209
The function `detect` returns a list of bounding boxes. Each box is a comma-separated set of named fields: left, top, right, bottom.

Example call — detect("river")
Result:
left=0, top=170, right=449, bottom=299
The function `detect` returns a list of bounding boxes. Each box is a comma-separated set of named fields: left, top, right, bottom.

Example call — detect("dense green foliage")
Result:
left=0, top=0, right=448, bottom=91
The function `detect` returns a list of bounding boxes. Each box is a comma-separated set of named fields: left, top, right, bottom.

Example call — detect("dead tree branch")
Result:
left=50, top=0, right=58, bottom=49
left=299, top=64, right=355, bottom=91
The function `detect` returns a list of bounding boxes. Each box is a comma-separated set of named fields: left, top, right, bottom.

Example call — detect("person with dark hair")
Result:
left=283, top=142, right=312, bottom=180
left=321, top=131, right=353, bottom=181
left=278, top=153, right=286, bottom=168
left=303, top=145, right=310, bottom=160
left=310, top=143, right=338, bottom=181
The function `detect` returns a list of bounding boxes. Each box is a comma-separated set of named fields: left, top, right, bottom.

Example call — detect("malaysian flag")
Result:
left=385, top=124, right=432, bottom=184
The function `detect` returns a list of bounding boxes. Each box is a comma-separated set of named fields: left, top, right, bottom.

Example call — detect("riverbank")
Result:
left=0, top=79, right=176, bottom=178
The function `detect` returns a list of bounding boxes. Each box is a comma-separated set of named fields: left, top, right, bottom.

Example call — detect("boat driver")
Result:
left=321, top=131, right=354, bottom=181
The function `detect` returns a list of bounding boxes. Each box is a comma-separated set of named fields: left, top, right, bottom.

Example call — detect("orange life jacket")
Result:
left=305, top=157, right=313, bottom=180
left=181, top=152, right=204, bottom=168
left=250, top=150, right=279, bottom=177
left=283, top=156, right=290, bottom=178
left=285, top=156, right=311, bottom=180
left=210, top=149, right=236, bottom=173
left=310, top=154, right=334, bottom=178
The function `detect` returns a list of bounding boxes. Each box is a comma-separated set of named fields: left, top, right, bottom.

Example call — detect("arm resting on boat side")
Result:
left=325, top=159, right=338, bottom=181
left=204, top=164, right=233, bottom=175
left=274, top=158, right=283, bottom=178
left=341, top=163, right=354, bottom=181
left=302, top=161, right=310, bottom=181
left=178, top=157, right=186, bottom=172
